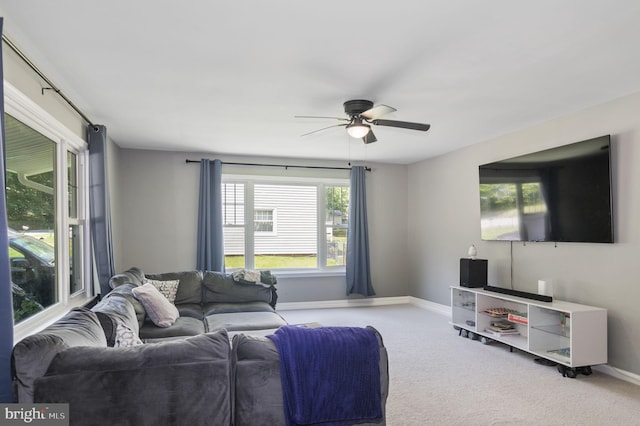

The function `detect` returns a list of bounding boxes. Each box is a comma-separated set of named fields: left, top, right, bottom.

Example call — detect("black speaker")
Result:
left=460, top=258, right=487, bottom=288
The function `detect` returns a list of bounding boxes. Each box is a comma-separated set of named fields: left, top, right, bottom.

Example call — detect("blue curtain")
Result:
left=346, top=166, right=375, bottom=296
left=88, top=125, right=115, bottom=297
left=196, top=159, right=224, bottom=272
left=0, top=17, right=16, bottom=402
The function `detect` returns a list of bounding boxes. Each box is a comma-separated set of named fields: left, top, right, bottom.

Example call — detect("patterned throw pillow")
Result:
left=114, top=322, right=143, bottom=347
left=144, top=278, right=180, bottom=304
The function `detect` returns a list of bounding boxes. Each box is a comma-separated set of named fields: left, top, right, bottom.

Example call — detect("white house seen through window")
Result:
left=222, top=179, right=349, bottom=271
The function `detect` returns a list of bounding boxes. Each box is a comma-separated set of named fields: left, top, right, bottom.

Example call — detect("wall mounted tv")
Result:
left=479, top=135, right=613, bottom=243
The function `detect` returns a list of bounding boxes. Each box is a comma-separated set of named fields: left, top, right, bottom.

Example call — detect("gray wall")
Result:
left=112, top=149, right=409, bottom=302
left=408, top=91, right=640, bottom=375
left=2, top=45, right=85, bottom=140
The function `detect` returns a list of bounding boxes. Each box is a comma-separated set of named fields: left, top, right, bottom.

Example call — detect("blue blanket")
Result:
left=267, top=325, right=382, bottom=426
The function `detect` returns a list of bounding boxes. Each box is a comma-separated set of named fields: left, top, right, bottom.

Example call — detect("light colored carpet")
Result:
left=279, top=304, right=640, bottom=426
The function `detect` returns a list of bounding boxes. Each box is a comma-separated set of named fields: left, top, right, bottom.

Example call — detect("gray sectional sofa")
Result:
left=105, top=267, right=287, bottom=341
left=11, top=267, right=389, bottom=425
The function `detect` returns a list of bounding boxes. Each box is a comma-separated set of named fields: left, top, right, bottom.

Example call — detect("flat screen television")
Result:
left=479, top=135, right=613, bottom=243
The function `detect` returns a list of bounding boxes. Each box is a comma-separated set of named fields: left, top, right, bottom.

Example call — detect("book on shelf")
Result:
left=488, top=323, right=514, bottom=331
left=484, top=328, right=520, bottom=337
left=488, top=321, right=514, bottom=331
left=483, top=307, right=517, bottom=317
left=487, top=325, right=518, bottom=333
left=548, top=347, right=570, bottom=357
left=485, top=321, right=519, bottom=335
left=507, top=312, right=528, bottom=325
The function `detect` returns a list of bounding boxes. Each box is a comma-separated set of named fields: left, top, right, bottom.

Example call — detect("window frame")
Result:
left=222, top=174, right=349, bottom=275
left=5, top=82, right=92, bottom=343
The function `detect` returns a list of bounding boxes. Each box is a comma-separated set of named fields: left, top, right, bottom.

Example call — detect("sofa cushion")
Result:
left=206, top=311, right=287, bottom=332
left=139, top=316, right=206, bottom=340
left=232, top=334, right=284, bottom=426
left=12, top=308, right=107, bottom=403
left=177, top=303, right=205, bottom=319
left=144, top=278, right=180, bottom=304
left=45, top=330, right=229, bottom=375
left=146, top=270, right=203, bottom=305
left=132, top=283, right=180, bottom=328
left=35, top=331, right=232, bottom=426
left=202, top=271, right=273, bottom=304
left=203, top=301, right=274, bottom=316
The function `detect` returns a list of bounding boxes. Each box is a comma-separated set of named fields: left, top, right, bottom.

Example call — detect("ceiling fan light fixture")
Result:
left=296, top=99, right=430, bottom=142
left=346, top=118, right=370, bottom=138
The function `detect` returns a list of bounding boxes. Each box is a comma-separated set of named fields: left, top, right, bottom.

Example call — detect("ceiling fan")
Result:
left=296, top=99, right=430, bottom=144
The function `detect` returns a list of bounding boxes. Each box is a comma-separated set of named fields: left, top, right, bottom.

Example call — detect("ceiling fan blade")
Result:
left=361, top=104, right=396, bottom=120
left=363, top=130, right=377, bottom=144
left=295, top=115, right=349, bottom=121
left=300, top=123, right=347, bottom=137
left=371, top=119, right=430, bottom=131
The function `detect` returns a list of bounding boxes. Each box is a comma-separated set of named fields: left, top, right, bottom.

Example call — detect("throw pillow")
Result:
left=114, top=321, right=144, bottom=347
left=143, top=278, right=179, bottom=304
left=132, top=283, right=179, bottom=328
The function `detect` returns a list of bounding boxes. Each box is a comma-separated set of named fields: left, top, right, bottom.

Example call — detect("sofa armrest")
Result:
left=11, top=308, right=107, bottom=403
left=108, top=267, right=145, bottom=289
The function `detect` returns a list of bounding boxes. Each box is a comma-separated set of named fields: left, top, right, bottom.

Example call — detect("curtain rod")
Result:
left=2, top=34, right=97, bottom=129
left=185, top=159, right=371, bottom=172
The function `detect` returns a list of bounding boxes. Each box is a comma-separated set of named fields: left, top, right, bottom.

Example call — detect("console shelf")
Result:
left=451, top=286, right=607, bottom=376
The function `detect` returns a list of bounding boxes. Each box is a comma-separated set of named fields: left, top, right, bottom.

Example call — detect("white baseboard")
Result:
left=593, top=364, right=640, bottom=386
left=278, top=295, right=451, bottom=315
left=407, top=296, right=451, bottom=317
left=277, top=296, right=412, bottom=311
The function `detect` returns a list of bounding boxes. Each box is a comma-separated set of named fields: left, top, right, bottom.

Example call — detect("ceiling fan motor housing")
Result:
left=343, top=99, right=374, bottom=117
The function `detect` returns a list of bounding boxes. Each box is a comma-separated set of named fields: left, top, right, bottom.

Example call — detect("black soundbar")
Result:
left=483, top=285, right=553, bottom=303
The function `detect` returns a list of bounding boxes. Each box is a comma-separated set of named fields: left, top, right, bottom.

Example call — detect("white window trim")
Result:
left=5, top=82, right=92, bottom=344
left=222, top=174, right=349, bottom=273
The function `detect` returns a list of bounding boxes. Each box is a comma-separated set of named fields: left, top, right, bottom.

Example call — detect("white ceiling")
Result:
left=1, top=1, right=640, bottom=165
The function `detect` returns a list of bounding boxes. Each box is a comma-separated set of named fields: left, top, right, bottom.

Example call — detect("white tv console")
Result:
left=451, top=286, right=607, bottom=378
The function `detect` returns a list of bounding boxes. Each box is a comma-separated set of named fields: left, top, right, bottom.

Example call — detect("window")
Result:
left=325, top=186, right=349, bottom=267
left=222, top=177, right=349, bottom=271
left=222, top=183, right=244, bottom=226
left=5, top=83, right=90, bottom=338
left=254, top=209, right=275, bottom=233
